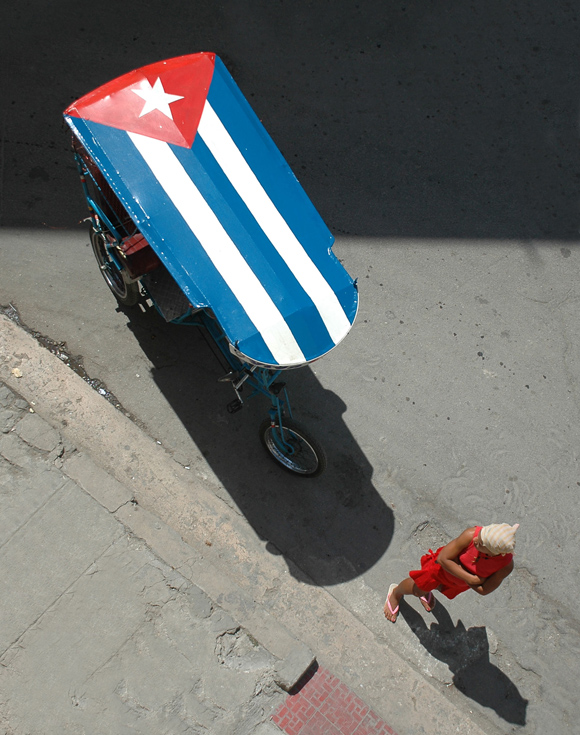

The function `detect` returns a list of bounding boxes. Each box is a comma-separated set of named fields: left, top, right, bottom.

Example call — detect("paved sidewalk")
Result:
left=0, top=313, right=496, bottom=735
left=273, top=667, right=396, bottom=735
left=0, top=380, right=399, bottom=734
left=0, top=380, right=293, bottom=733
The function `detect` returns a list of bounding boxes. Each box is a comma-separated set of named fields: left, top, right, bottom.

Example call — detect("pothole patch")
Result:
left=1, top=302, right=138, bottom=423
left=215, top=627, right=274, bottom=672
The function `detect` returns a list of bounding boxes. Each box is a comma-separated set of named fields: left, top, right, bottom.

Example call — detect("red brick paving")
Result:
left=272, top=666, right=397, bottom=735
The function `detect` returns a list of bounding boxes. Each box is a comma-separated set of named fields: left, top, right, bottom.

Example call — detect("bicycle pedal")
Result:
left=227, top=398, right=243, bottom=414
left=218, top=371, right=239, bottom=383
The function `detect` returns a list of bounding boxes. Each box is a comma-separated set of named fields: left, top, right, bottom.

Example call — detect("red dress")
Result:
left=409, top=526, right=513, bottom=599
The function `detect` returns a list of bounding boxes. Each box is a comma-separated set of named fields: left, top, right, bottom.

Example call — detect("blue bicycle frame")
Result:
left=77, top=152, right=298, bottom=460
left=65, top=53, right=359, bottom=476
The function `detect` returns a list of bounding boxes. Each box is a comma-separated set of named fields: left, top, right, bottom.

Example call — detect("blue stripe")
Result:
left=207, top=58, right=358, bottom=323
left=68, top=117, right=277, bottom=365
left=172, top=136, right=336, bottom=361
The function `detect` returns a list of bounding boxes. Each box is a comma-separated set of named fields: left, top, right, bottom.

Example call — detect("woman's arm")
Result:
left=436, top=527, right=484, bottom=586
left=470, top=560, right=514, bottom=596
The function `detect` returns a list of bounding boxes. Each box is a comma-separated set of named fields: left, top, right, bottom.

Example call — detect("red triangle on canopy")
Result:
left=65, top=53, right=216, bottom=148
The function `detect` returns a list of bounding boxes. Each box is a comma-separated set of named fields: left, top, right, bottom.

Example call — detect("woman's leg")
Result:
left=418, top=589, right=437, bottom=612
left=384, top=578, right=430, bottom=622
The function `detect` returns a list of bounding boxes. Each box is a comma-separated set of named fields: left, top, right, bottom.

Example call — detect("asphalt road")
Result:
left=2, top=2, right=580, bottom=733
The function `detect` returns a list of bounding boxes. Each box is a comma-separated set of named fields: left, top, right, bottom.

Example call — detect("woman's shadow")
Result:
left=399, top=600, right=527, bottom=726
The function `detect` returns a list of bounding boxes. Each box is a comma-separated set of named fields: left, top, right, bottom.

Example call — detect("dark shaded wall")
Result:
left=2, top=0, right=579, bottom=239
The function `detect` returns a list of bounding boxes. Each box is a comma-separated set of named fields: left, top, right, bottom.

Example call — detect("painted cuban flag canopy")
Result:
left=64, top=53, right=358, bottom=368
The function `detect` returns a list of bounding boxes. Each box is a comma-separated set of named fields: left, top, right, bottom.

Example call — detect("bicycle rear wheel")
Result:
left=90, top=228, right=140, bottom=306
left=259, top=418, right=326, bottom=477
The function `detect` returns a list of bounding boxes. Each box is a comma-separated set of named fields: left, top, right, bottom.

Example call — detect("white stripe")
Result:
left=197, top=101, right=351, bottom=344
left=128, top=131, right=305, bottom=366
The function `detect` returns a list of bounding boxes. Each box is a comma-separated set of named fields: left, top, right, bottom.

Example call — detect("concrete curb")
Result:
left=0, top=313, right=314, bottom=692
left=62, top=450, right=314, bottom=677
left=0, top=313, right=497, bottom=735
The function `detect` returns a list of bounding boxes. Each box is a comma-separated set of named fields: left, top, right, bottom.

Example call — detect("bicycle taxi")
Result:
left=63, top=53, right=358, bottom=476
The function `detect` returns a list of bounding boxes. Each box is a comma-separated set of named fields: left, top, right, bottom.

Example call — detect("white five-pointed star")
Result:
left=133, top=77, right=184, bottom=120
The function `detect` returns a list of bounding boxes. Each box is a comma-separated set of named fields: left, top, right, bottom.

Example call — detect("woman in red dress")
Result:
left=384, top=523, right=519, bottom=623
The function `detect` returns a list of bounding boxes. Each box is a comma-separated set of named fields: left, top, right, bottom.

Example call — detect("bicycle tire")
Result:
left=90, top=227, right=140, bottom=306
left=259, top=417, right=327, bottom=477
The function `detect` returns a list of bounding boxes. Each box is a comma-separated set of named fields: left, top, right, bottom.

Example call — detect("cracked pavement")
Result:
left=0, top=383, right=287, bottom=734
